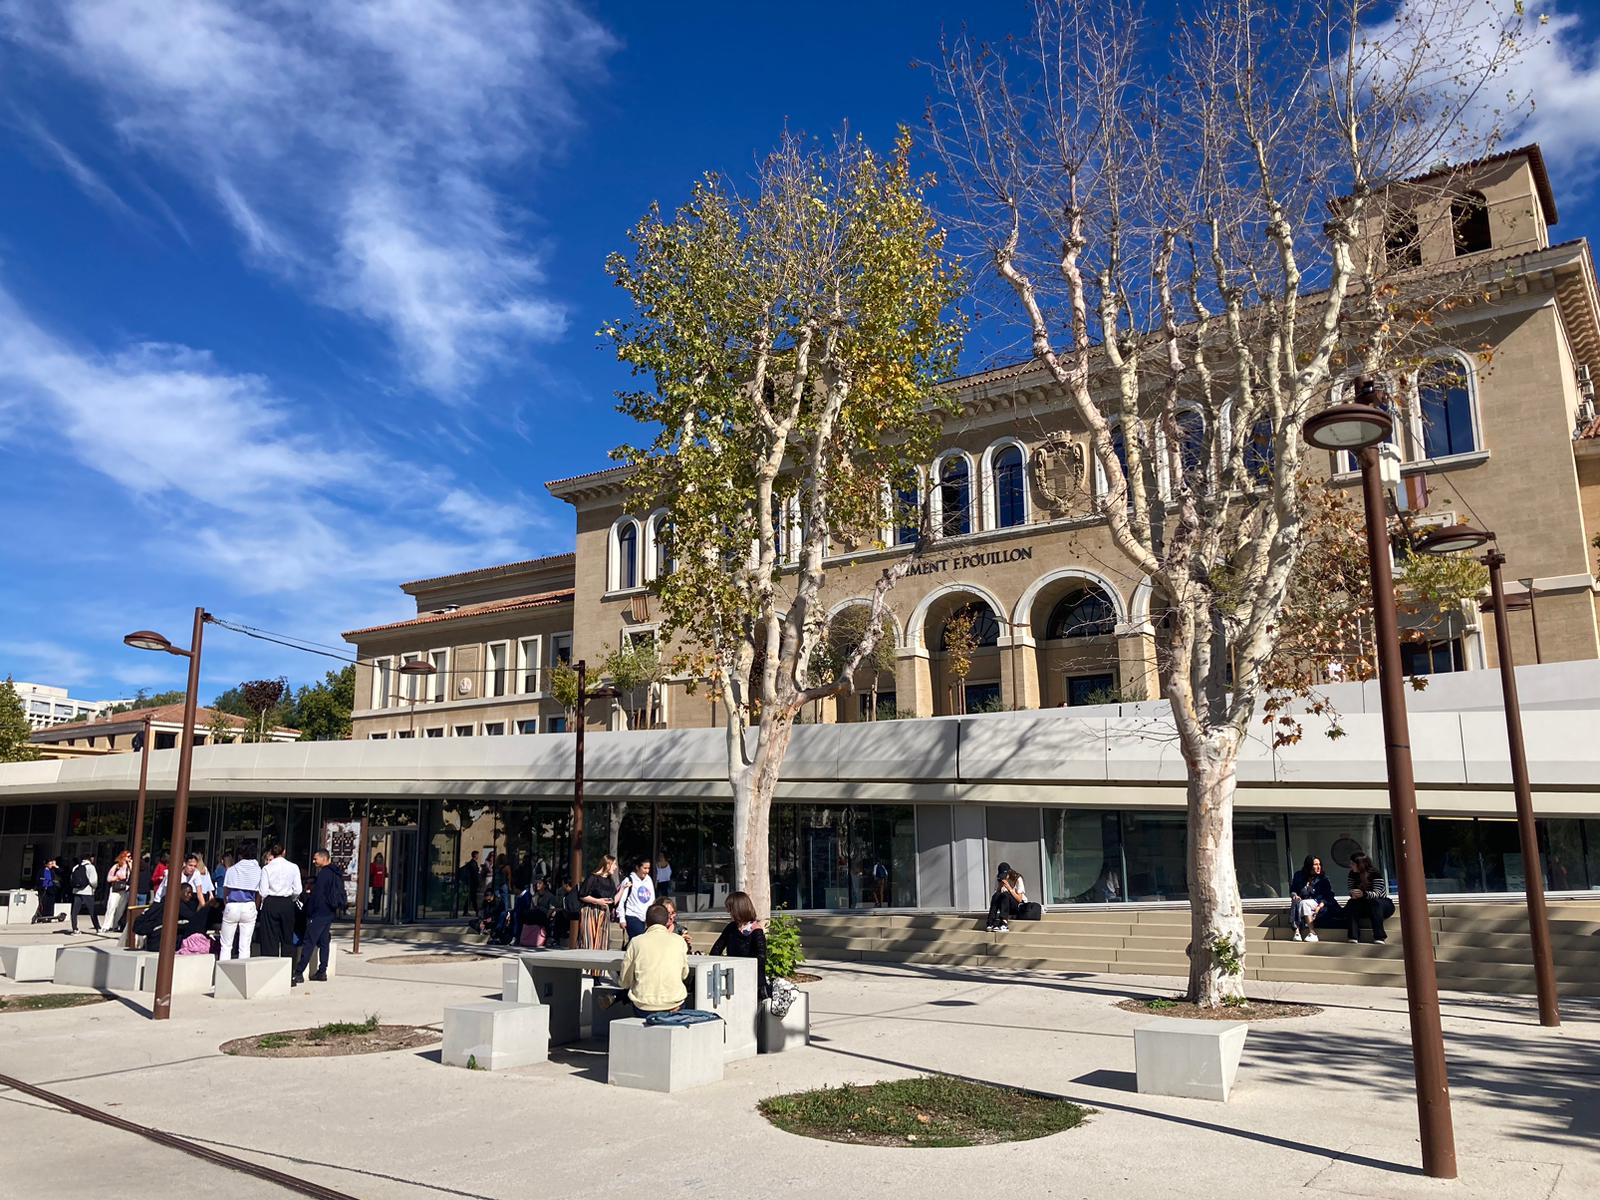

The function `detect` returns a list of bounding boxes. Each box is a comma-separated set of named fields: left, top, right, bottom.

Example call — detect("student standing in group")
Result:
left=294, top=849, right=346, bottom=987
left=219, top=843, right=263, bottom=960
left=458, top=851, right=482, bottom=917
left=149, top=852, right=169, bottom=900
left=31, top=857, right=59, bottom=923
left=69, top=853, right=101, bottom=934
left=212, top=853, right=232, bottom=894
left=136, top=854, right=153, bottom=905
left=578, top=854, right=618, bottom=949
left=617, top=856, right=655, bottom=943
left=104, top=850, right=132, bottom=934
left=187, top=853, right=216, bottom=903
left=257, top=844, right=301, bottom=957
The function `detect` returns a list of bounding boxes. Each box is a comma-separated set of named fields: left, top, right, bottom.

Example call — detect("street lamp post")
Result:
left=567, top=660, right=618, bottom=889
left=1415, top=526, right=1561, bottom=1027
left=1304, top=383, right=1456, bottom=1179
left=122, top=608, right=209, bottom=1021
left=123, top=714, right=154, bottom=950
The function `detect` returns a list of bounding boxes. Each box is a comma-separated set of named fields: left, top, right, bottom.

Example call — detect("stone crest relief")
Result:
left=1031, top=433, right=1089, bottom=516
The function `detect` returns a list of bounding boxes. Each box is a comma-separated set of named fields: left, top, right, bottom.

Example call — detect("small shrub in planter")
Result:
left=766, top=910, right=805, bottom=979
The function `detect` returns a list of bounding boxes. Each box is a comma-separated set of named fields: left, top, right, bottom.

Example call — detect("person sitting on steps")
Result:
left=1346, top=852, right=1390, bottom=944
left=1289, top=855, right=1336, bottom=942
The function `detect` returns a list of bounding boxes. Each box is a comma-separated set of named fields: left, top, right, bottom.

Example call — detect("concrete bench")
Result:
left=502, top=957, right=537, bottom=1004
left=608, top=1017, right=726, bottom=1092
left=1, top=891, right=40, bottom=924
left=442, top=1000, right=549, bottom=1070
left=55, top=946, right=148, bottom=990
left=0, top=944, right=60, bottom=981
left=759, top=990, right=810, bottom=1054
left=136, top=952, right=215, bottom=995
left=1134, top=1017, right=1250, bottom=1102
left=215, top=956, right=290, bottom=1000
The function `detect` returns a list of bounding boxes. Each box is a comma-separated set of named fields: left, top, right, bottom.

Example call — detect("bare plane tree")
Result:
left=929, top=0, right=1531, bottom=1003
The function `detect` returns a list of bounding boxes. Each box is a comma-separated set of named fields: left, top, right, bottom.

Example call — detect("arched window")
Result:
left=1417, top=357, right=1476, bottom=459
left=1385, top=211, right=1421, bottom=269
left=893, top=480, right=921, bottom=546
left=1047, top=585, right=1118, bottom=639
left=1452, top=191, right=1491, bottom=256
left=1243, top=416, right=1275, bottom=482
left=940, top=603, right=1000, bottom=649
left=614, top=519, right=639, bottom=590
left=1175, top=408, right=1207, bottom=482
left=937, top=454, right=971, bottom=537
left=992, top=444, right=1026, bottom=528
left=649, top=512, right=672, bottom=579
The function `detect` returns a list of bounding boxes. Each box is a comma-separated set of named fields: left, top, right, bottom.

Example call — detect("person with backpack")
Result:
left=69, top=854, right=101, bottom=934
left=293, top=848, right=347, bottom=986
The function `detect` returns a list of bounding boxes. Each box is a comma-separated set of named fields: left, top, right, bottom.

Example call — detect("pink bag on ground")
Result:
left=519, top=923, right=546, bottom=949
left=178, top=933, right=212, bottom=955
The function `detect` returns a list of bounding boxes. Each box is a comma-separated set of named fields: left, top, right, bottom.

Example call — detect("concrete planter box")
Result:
left=1134, top=1017, right=1249, bottom=1102
left=215, top=956, right=290, bottom=1000
left=608, top=1017, right=725, bottom=1092
left=0, top=943, right=59, bottom=981
left=55, top=946, right=148, bottom=991
left=442, top=1000, right=549, bottom=1070
left=759, top=991, right=810, bottom=1053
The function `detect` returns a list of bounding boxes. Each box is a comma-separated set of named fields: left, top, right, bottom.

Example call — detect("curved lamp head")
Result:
left=123, top=630, right=174, bottom=653
left=1303, top=402, right=1393, bottom=452
left=1415, top=523, right=1494, bottom=556
left=397, top=660, right=437, bottom=676
left=588, top=685, right=621, bottom=701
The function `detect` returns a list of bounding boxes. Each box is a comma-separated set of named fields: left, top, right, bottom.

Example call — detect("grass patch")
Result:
left=309, top=1014, right=380, bottom=1039
left=256, top=1033, right=293, bottom=1050
left=758, top=1075, right=1089, bottom=1148
left=0, top=992, right=108, bottom=1012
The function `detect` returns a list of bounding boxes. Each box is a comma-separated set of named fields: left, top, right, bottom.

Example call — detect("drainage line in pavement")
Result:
left=0, top=1071, right=358, bottom=1200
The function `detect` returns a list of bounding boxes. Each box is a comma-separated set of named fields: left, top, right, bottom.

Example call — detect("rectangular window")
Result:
left=546, top=716, right=567, bottom=734
left=372, top=657, right=393, bottom=709
left=486, top=641, right=510, bottom=698
left=1401, top=637, right=1463, bottom=677
left=1067, top=673, right=1116, bottom=706
left=397, top=729, right=415, bottom=739
left=400, top=652, right=423, bottom=701
left=429, top=649, right=449, bottom=702
left=518, top=636, right=543, bottom=693
left=483, top=722, right=506, bottom=736
left=453, top=724, right=475, bottom=738
left=424, top=727, right=445, bottom=738
left=551, top=633, right=573, bottom=667
left=516, top=718, right=539, bottom=735
left=155, top=731, right=177, bottom=750
left=370, top=732, right=389, bottom=740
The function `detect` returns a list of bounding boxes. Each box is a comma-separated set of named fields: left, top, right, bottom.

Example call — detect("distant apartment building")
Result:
left=12, top=682, right=130, bottom=731
left=28, top=703, right=299, bottom=759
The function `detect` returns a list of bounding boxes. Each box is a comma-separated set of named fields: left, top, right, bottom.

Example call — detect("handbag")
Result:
left=519, top=923, right=547, bottom=948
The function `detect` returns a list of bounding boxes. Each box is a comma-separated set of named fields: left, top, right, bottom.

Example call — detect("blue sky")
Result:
left=2, top=1, right=1599, bottom=703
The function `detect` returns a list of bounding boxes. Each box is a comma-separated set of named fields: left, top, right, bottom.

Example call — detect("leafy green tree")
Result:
left=810, top=604, right=898, bottom=720
left=0, top=677, right=41, bottom=763
left=602, top=640, right=669, bottom=729
left=609, top=129, right=963, bottom=916
left=291, top=666, right=355, bottom=741
left=205, top=709, right=237, bottom=746
left=100, top=688, right=185, bottom=716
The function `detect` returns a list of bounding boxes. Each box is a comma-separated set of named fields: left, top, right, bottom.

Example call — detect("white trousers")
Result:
left=221, top=900, right=257, bottom=960
left=1295, top=898, right=1320, bottom=923
left=103, top=890, right=128, bottom=932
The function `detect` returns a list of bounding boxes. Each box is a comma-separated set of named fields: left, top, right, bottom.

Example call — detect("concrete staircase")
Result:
left=681, top=899, right=1600, bottom=997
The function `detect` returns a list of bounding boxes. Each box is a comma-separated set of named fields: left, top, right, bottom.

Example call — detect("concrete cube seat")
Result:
left=1134, top=1017, right=1249, bottom=1102
left=0, top=943, right=60, bottom=981
left=443, top=1000, right=549, bottom=1070
left=55, top=946, right=148, bottom=990
left=137, top=953, right=215, bottom=995
left=608, top=1017, right=725, bottom=1092
left=215, top=956, right=290, bottom=1000
left=759, top=990, right=810, bottom=1054
left=2, top=892, right=40, bottom=924
left=52, top=904, right=72, bottom=922
left=306, top=942, right=338, bottom=979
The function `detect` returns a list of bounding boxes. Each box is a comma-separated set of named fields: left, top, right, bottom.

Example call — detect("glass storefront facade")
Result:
left=9, top=795, right=1600, bottom=917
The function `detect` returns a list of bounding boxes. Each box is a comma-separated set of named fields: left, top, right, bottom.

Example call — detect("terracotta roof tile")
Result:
left=32, top=705, right=294, bottom=738
left=343, top=588, right=575, bottom=639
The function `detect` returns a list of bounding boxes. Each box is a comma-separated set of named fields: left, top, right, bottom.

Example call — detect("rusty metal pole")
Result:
left=351, top=814, right=370, bottom=955
left=125, top=715, right=153, bottom=950
left=568, top=660, right=587, bottom=890
left=1519, top=578, right=1543, bottom=665
left=1485, top=552, right=1560, bottom=1025
left=1358, top=445, right=1457, bottom=1178
left=150, top=608, right=206, bottom=1021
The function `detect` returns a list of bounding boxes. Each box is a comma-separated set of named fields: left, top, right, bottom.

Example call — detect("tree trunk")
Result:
left=730, top=717, right=793, bottom=918
left=607, top=802, right=627, bottom=860
left=1185, top=745, right=1248, bottom=1006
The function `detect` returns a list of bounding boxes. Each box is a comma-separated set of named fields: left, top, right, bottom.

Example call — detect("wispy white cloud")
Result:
left=4, top=0, right=612, bottom=395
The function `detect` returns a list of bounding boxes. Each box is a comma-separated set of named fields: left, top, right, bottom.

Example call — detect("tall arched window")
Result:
left=1417, top=357, right=1476, bottom=459
left=893, top=480, right=921, bottom=546
left=992, top=444, right=1026, bottom=528
left=615, top=520, right=639, bottom=590
left=1175, top=408, right=1207, bottom=482
left=1452, top=190, right=1491, bottom=256
left=1047, top=585, right=1118, bottom=639
left=649, top=512, right=672, bottom=579
left=1385, top=211, right=1421, bottom=269
left=1244, top=416, right=1275, bottom=482
left=937, top=454, right=971, bottom=537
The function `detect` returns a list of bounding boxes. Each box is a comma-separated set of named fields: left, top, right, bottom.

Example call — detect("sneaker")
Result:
left=1291, top=930, right=1303, bottom=942
left=291, top=976, right=304, bottom=987
left=310, top=973, right=328, bottom=982
left=1306, top=932, right=1318, bottom=943
left=1374, top=936, right=1389, bottom=944
left=995, top=922, right=1009, bottom=933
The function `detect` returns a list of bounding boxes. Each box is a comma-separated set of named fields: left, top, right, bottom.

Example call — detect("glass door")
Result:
left=367, top=828, right=418, bottom=923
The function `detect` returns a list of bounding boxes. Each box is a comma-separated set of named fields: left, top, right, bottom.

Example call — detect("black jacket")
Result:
left=307, top=864, right=346, bottom=920
left=710, top=921, right=770, bottom=999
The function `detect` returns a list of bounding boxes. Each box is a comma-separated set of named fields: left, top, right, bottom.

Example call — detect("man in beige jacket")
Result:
left=619, top=903, right=688, bottom=1013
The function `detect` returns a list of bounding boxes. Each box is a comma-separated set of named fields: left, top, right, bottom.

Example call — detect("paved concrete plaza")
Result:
left=1, top=928, right=1596, bottom=1200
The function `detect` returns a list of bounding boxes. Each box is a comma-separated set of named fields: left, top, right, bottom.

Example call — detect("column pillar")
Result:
left=895, top=648, right=933, bottom=717
left=999, top=634, right=1040, bottom=710
left=1115, top=624, right=1159, bottom=702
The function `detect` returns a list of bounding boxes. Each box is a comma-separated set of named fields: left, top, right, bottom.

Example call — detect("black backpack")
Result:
left=71, top=863, right=91, bottom=890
